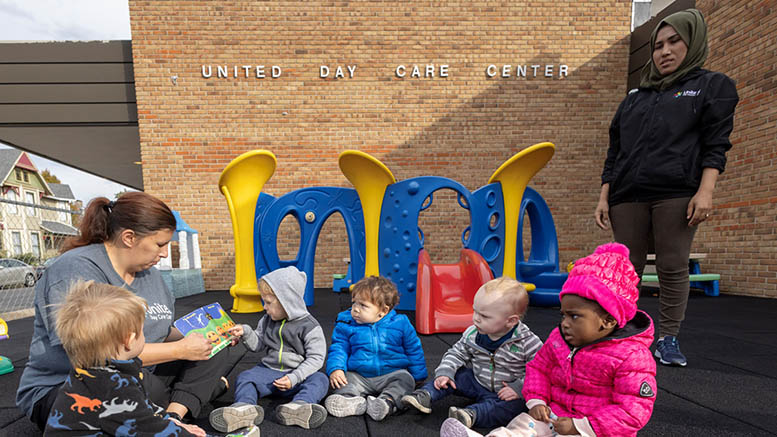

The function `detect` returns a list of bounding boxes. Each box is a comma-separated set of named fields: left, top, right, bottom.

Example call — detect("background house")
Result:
left=0, top=149, right=78, bottom=262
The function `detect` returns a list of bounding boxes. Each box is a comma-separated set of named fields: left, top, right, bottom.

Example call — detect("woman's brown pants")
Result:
left=609, top=197, right=697, bottom=338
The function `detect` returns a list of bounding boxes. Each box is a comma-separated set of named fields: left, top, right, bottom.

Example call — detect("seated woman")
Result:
left=16, top=192, right=245, bottom=430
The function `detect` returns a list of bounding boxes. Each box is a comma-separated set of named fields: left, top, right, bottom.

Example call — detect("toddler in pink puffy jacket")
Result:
left=441, top=242, right=657, bottom=437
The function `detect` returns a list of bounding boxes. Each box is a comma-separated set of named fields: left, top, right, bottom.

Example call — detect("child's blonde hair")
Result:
left=55, top=280, right=147, bottom=369
left=258, top=279, right=274, bottom=296
left=350, top=276, right=400, bottom=310
left=479, top=276, right=529, bottom=317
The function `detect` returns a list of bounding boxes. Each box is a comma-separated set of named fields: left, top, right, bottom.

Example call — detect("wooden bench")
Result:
left=641, top=253, right=720, bottom=297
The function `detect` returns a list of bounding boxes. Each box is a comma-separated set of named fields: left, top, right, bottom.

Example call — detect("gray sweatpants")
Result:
left=609, top=197, right=697, bottom=338
left=332, top=370, right=415, bottom=404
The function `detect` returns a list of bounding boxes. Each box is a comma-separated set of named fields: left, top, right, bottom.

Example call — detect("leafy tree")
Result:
left=40, top=169, right=61, bottom=184
left=70, top=200, right=83, bottom=228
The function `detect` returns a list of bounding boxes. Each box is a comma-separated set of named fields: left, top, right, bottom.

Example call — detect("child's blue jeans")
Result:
left=235, top=364, right=328, bottom=405
left=422, top=367, right=527, bottom=428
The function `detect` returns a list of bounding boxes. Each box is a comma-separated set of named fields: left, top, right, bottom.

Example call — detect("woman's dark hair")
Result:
left=63, top=191, right=176, bottom=252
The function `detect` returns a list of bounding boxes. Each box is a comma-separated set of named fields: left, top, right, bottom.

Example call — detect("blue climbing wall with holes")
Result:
left=470, top=183, right=506, bottom=277
left=253, top=187, right=366, bottom=306
left=378, top=177, right=506, bottom=311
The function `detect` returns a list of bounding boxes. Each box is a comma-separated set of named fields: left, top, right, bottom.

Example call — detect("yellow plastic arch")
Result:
left=338, top=150, right=396, bottom=277
left=489, top=142, right=555, bottom=280
left=219, top=150, right=277, bottom=313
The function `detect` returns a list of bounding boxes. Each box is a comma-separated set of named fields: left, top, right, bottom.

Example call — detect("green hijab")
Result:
left=639, top=8, right=708, bottom=91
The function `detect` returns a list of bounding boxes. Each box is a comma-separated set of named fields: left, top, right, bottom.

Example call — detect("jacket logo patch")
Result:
left=674, top=89, right=701, bottom=98
left=639, top=381, right=655, bottom=397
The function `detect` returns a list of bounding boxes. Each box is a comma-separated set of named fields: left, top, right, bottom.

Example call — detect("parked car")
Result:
left=35, top=256, right=59, bottom=279
left=0, top=258, right=37, bottom=288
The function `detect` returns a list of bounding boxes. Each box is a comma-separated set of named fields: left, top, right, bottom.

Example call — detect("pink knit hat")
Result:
left=560, top=242, right=640, bottom=327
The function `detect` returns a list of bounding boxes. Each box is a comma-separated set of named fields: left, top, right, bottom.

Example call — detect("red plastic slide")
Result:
left=415, top=248, right=494, bottom=335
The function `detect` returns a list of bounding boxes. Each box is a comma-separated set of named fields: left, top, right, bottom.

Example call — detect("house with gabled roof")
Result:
left=0, top=149, right=78, bottom=260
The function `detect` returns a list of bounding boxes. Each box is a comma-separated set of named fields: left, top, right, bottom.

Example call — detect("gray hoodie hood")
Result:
left=261, top=266, right=308, bottom=320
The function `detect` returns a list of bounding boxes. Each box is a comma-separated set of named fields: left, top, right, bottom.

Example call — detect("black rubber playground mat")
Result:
left=2, top=288, right=776, bottom=436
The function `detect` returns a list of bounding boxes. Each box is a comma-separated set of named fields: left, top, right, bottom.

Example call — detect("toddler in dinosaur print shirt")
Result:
left=44, top=281, right=206, bottom=436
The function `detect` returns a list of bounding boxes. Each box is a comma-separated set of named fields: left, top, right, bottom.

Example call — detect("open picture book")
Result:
left=173, top=302, right=236, bottom=358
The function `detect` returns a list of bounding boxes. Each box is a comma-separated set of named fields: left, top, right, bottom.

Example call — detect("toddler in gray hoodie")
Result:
left=209, top=266, right=329, bottom=433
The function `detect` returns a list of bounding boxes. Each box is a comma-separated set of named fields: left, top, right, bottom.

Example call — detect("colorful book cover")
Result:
left=173, top=302, right=236, bottom=358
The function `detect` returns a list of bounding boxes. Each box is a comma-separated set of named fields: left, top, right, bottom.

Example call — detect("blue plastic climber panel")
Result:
left=469, top=183, right=506, bottom=278
left=253, top=192, right=278, bottom=280
left=378, top=177, right=504, bottom=311
left=515, top=187, right=567, bottom=306
left=253, top=187, right=366, bottom=306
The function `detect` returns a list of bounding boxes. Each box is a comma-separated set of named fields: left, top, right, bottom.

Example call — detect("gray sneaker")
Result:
left=366, top=395, right=396, bottom=421
left=275, top=401, right=327, bottom=429
left=400, top=389, right=432, bottom=414
left=324, top=394, right=367, bottom=417
left=209, top=403, right=264, bottom=433
left=448, top=406, right=476, bottom=428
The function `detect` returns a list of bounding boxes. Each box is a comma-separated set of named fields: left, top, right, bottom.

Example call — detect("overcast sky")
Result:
left=0, top=0, right=133, bottom=202
left=0, top=0, right=131, bottom=41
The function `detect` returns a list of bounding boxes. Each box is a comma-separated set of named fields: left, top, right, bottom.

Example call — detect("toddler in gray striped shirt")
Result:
left=402, top=276, right=542, bottom=430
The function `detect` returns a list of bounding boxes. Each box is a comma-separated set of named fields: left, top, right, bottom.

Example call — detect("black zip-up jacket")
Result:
left=602, top=68, right=739, bottom=206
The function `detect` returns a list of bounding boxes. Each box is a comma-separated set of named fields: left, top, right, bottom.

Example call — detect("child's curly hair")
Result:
left=350, top=276, right=400, bottom=310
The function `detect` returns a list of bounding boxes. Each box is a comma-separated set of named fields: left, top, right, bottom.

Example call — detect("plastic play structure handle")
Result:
left=219, top=150, right=277, bottom=313
left=489, top=142, right=555, bottom=280
left=338, top=150, right=396, bottom=277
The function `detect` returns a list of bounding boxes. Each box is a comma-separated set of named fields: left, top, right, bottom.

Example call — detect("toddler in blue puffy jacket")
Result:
left=324, top=276, right=428, bottom=421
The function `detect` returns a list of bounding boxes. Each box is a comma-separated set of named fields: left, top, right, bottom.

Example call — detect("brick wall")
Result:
left=128, top=1, right=641, bottom=295
left=691, top=1, right=777, bottom=297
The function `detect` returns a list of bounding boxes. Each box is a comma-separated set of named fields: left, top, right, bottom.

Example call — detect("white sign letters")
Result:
left=199, top=63, right=568, bottom=81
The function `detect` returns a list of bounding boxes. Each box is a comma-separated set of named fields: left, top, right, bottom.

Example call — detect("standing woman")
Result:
left=594, top=9, right=738, bottom=367
left=17, top=192, right=241, bottom=431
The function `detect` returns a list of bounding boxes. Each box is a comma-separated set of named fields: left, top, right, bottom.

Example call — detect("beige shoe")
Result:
left=209, top=403, right=264, bottom=433
left=275, top=401, right=327, bottom=429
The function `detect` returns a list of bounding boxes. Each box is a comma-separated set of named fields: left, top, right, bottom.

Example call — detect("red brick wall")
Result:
left=128, top=1, right=638, bottom=294
left=691, top=1, right=777, bottom=298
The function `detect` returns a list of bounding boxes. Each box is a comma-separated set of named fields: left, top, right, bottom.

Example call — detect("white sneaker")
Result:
left=209, top=403, right=264, bottom=433
left=324, top=394, right=367, bottom=417
left=440, top=417, right=478, bottom=437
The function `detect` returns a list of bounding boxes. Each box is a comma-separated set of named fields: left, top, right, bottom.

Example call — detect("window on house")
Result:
left=15, top=169, right=22, bottom=180
left=26, top=192, right=36, bottom=216
left=6, top=190, right=18, bottom=214
left=12, top=231, right=22, bottom=255
left=23, top=172, right=29, bottom=182
left=59, top=203, right=67, bottom=222
left=632, top=0, right=652, bottom=31
left=30, top=232, right=41, bottom=258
